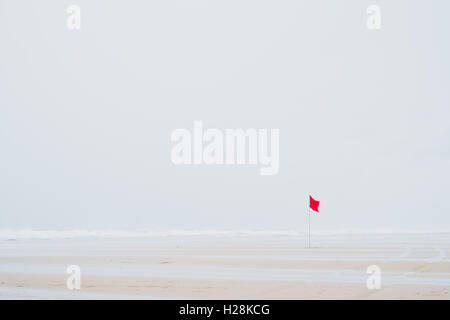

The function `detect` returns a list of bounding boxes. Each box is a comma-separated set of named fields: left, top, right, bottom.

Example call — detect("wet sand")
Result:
left=1, top=233, right=449, bottom=299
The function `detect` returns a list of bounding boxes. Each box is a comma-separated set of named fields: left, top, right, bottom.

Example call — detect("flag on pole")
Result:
left=309, top=195, right=320, bottom=213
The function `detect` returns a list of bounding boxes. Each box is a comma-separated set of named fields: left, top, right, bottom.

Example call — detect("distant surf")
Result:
left=1, top=229, right=449, bottom=240
left=0, top=229, right=300, bottom=240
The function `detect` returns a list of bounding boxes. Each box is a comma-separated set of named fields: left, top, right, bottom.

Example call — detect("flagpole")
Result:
left=308, top=207, right=311, bottom=248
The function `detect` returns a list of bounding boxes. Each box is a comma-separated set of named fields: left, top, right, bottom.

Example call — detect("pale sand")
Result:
left=1, top=233, right=450, bottom=299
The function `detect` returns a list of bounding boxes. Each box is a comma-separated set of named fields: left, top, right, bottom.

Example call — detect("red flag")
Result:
left=309, top=195, right=319, bottom=213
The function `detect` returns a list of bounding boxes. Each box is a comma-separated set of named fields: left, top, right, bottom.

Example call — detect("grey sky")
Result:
left=1, top=1, right=449, bottom=231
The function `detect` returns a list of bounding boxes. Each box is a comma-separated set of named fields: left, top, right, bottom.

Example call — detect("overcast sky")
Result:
left=1, top=0, right=449, bottom=231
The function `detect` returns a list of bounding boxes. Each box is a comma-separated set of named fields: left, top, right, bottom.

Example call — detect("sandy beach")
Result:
left=1, top=232, right=449, bottom=299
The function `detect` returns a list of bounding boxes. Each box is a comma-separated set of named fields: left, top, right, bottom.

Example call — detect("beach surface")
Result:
left=1, top=232, right=449, bottom=299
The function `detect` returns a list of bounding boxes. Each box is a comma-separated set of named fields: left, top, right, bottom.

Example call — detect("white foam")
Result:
left=0, top=229, right=303, bottom=240
left=2, top=228, right=450, bottom=240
